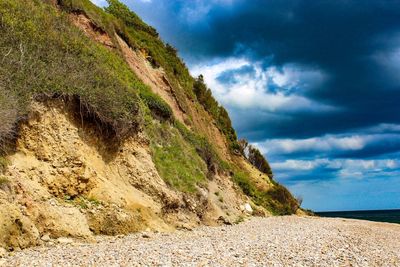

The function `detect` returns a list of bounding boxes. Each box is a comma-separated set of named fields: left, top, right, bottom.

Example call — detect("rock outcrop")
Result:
left=0, top=100, right=249, bottom=249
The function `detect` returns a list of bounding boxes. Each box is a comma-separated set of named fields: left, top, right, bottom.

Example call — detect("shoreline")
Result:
left=2, top=215, right=400, bottom=266
left=316, top=209, right=400, bottom=224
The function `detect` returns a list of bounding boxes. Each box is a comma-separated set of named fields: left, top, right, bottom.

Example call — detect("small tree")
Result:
left=296, top=195, right=303, bottom=207
left=239, top=138, right=273, bottom=178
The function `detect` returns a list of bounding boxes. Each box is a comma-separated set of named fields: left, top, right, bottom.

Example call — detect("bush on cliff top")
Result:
left=0, top=0, right=147, bottom=141
left=239, top=139, right=274, bottom=178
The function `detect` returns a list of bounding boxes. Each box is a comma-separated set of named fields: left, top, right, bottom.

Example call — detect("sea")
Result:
left=316, top=209, right=400, bottom=224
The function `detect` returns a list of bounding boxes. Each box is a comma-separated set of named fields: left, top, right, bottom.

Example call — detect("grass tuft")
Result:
left=146, top=121, right=207, bottom=193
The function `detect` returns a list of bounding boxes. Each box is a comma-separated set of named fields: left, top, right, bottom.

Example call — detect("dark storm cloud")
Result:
left=259, top=133, right=400, bottom=161
left=337, top=135, right=400, bottom=159
left=115, top=0, right=400, bottom=210
left=127, top=0, right=400, bottom=140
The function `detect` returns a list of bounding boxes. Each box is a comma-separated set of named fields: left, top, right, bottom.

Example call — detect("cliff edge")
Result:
left=0, top=0, right=299, bottom=250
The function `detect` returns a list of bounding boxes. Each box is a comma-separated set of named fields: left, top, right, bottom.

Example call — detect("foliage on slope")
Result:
left=104, top=0, right=239, bottom=151
left=104, top=0, right=193, bottom=95
left=144, top=116, right=208, bottom=193
left=0, top=0, right=148, bottom=143
left=239, top=139, right=274, bottom=178
left=0, top=92, right=17, bottom=150
left=193, top=76, right=239, bottom=151
left=0, top=0, right=300, bottom=214
left=232, top=171, right=298, bottom=215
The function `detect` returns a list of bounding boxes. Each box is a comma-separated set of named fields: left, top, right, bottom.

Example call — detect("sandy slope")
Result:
left=2, top=216, right=400, bottom=266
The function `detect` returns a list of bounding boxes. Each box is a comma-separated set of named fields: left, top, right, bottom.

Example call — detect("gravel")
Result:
left=2, top=216, right=400, bottom=266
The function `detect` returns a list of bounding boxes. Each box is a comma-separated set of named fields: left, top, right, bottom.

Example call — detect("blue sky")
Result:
left=92, top=0, right=400, bottom=211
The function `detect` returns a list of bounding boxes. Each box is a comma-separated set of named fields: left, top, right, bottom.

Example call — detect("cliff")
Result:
left=0, top=0, right=299, bottom=250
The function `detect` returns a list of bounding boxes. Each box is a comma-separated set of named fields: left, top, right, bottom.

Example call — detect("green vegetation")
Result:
left=75, top=196, right=101, bottom=209
left=145, top=120, right=207, bottom=193
left=233, top=171, right=298, bottom=215
left=0, top=92, right=17, bottom=150
left=64, top=195, right=102, bottom=209
left=239, top=139, right=273, bottom=178
left=0, top=0, right=148, bottom=142
left=104, top=1, right=239, bottom=150
left=139, top=89, right=173, bottom=121
left=59, top=0, right=116, bottom=36
left=105, top=0, right=195, bottom=99
left=105, top=0, right=158, bottom=37
left=174, top=121, right=223, bottom=176
left=193, top=76, right=239, bottom=151
left=0, top=0, right=299, bottom=215
left=234, top=216, right=245, bottom=224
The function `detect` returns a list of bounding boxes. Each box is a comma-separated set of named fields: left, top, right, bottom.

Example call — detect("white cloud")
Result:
left=257, top=132, right=400, bottom=159
left=190, top=57, right=332, bottom=113
left=267, top=64, right=326, bottom=91
left=89, top=0, right=107, bottom=7
left=366, top=123, right=400, bottom=133
left=272, top=158, right=399, bottom=179
left=257, top=134, right=368, bottom=155
left=273, top=159, right=329, bottom=171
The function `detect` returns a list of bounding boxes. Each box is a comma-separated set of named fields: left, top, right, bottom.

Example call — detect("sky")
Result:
left=92, top=0, right=400, bottom=212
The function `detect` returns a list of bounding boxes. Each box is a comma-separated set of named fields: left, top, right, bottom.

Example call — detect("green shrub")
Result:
left=139, top=89, right=173, bottom=121
left=239, top=139, right=273, bottom=178
left=266, top=184, right=299, bottom=215
left=174, top=121, right=221, bottom=175
left=234, top=216, right=245, bottom=224
left=71, top=196, right=102, bottom=209
left=59, top=0, right=116, bottom=36
left=146, top=121, right=207, bottom=193
left=0, top=0, right=147, bottom=140
left=193, top=76, right=239, bottom=151
left=233, top=171, right=257, bottom=196
left=105, top=0, right=158, bottom=37
left=232, top=170, right=298, bottom=215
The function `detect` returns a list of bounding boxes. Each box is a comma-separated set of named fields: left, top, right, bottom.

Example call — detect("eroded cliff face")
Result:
left=68, top=11, right=273, bottom=200
left=114, top=34, right=231, bottom=160
left=0, top=101, right=249, bottom=249
left=0, top=0, right=291, bottom=250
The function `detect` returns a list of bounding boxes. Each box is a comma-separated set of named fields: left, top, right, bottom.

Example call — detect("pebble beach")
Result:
left=2, top=216, right=400, bottom=266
